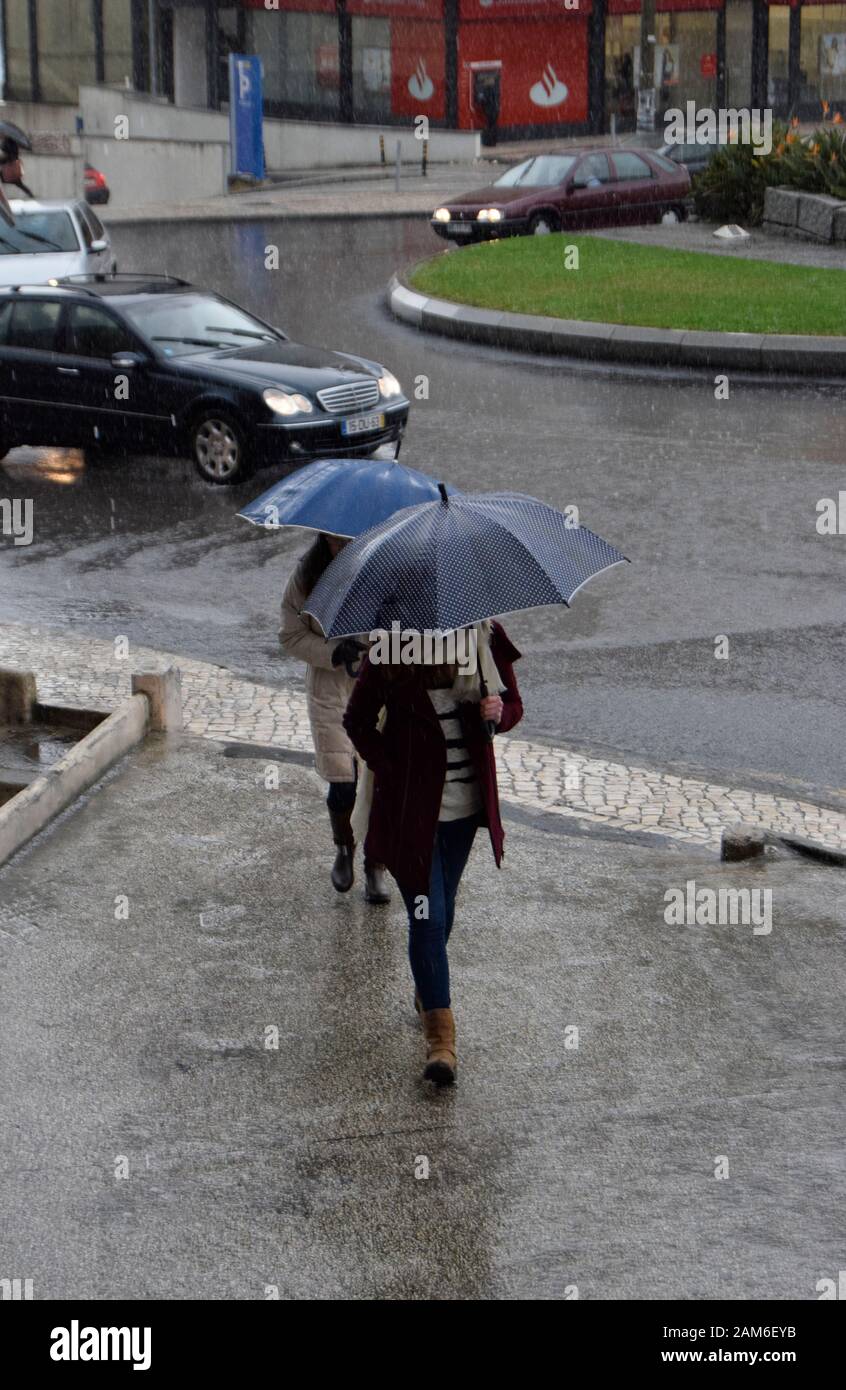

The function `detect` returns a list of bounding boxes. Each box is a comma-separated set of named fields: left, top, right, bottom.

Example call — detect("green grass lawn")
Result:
left=409, top=235, right=846, bottom=336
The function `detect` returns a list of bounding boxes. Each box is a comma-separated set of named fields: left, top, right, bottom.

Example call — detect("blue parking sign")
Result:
left=229, top=54, right=264, bottom=181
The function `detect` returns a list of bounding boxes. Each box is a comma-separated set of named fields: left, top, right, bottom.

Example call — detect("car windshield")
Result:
left=120, top=293, right=280, bottom=356
left=0, top=210, right=79, bottom=255
left=493, top=155, right=577, bottom=188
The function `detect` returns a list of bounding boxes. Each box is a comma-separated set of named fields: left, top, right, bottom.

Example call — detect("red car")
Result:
left=431, top=148, right=691, bottom=243
left=84, top=164, right=110, bottom=206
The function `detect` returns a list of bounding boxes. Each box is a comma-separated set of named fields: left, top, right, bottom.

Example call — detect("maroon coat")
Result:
left=342, top=622, right=523, bottom=895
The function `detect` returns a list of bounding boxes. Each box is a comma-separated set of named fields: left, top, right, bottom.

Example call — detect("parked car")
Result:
left=431, top=148, right=691, bottom=243
left=0, top=273, right=409, bottom=484
left=658, top=140, right=727, bottom=180
left=0, top=199, right=115, bottom=287
left=84, top=164, right=110, bottom=206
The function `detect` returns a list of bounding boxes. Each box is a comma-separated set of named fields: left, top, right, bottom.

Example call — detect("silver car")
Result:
left=0, top=198, right=115, bottom=287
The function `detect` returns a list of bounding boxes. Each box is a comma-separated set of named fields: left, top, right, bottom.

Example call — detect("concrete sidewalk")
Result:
left=0, top=724, right=843, bottom=1299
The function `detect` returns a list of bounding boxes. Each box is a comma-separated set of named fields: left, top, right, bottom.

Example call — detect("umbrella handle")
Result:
left=478, top=674, right=496, bottom=743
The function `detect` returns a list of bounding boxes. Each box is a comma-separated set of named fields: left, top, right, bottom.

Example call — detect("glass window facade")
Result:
left=352, top=16, right=392, bottom=120
left=3, top=0, right=33, bottom=101
left=36, top=0, right=97, bottom=103
left=725, top=0, right=754, bottom=110
left=103, top=0, right=135, bottom=88
left=280, top=12, right=340, bottom=116
left=801, top=4, right=846, bottom=114
left=768, top=3, right=791, bottom=114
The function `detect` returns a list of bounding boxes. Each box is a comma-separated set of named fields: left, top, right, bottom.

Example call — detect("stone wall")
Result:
left=763, top=186, right=846, bottom=244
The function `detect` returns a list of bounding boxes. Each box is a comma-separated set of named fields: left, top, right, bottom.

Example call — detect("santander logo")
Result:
left=529, top=62, right=568, bottom=108
left=408, top=58, right=434, bottom=102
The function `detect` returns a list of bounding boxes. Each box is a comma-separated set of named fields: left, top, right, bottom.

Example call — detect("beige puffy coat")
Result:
left=279, top=557, right=358, bottom=783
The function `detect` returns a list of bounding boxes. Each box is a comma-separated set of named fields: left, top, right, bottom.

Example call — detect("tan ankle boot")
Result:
left=422, top=1007, right=456, bottom=1085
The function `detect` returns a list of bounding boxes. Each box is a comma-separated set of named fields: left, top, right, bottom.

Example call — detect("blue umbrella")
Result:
left=238, top=457, right=461, bottom=538
left=303, top=486, right=629, bottom=638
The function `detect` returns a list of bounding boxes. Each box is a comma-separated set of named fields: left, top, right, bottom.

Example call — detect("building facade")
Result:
left=2, top=0, right=846, bottom=135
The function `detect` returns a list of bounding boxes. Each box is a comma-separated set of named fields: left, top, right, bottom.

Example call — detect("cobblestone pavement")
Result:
left=3, top=623, right=845, bottom=855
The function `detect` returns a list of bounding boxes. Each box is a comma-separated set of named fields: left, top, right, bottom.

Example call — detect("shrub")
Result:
left=692, top=122, right=846, bottom=225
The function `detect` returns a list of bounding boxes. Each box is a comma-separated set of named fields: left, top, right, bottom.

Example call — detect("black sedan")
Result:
left=0, top=273, right=409, bottom=483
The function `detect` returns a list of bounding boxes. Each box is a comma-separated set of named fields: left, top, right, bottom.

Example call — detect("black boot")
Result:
left=328, top=807, right=354, bottom=893
left=364, top=860, right=391, bottom=905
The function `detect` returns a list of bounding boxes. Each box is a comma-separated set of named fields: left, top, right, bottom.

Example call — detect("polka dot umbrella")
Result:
left=302, top=485, right=629, bottom=639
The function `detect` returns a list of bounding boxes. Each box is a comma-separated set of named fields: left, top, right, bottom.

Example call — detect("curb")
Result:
left=387, top=272, right=846, bottom=377
left=105, top=205, right=438, bottom=229
left=0, top=668, right=182, bottom=869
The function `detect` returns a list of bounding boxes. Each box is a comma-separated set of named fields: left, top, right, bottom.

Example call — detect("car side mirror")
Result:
left=89, top=239, right=108, bottom=253
left=111, top=351, right=145, bottom=369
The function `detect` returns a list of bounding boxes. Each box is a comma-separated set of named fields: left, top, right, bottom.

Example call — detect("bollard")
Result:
left=131, top=667, right=183, bottom=733
left=721, top=824, right=767, bottom=862
left=379, top=133, right=385, bottom=166
left=395, top=140, right=401, bottom=192
left=0, top=669, right=36, bottom=724
left=422, top=138, right=428, bottom=177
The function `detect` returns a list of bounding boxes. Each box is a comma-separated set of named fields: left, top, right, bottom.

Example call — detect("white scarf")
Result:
left=351, top=620, right=506, bottom=845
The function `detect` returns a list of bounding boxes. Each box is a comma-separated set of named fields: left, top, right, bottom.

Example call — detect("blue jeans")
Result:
left=398, top=814, right=481, bottom=1011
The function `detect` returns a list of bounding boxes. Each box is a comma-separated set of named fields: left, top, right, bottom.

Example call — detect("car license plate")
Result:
left=341, top=412, right=385, bottom=436
left=450, top=223, right=472, bottom=235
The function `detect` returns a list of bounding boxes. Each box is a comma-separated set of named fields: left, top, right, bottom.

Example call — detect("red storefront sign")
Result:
left=460, top=0, right=590, bottom=16
left=391, top=21, right=446, bottom=118
left=348, top=0, right=444, bottom=16
left=458, top=17, right=589, bottom=127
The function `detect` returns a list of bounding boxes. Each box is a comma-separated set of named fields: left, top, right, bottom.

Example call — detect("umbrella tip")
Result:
left=438, top=482, right=449, bottom=504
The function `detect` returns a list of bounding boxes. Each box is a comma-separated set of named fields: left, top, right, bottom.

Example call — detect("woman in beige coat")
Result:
left=279, top=533, right=390, bottom=904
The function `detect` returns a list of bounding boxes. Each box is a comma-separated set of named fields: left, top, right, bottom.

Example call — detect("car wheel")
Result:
left=529, top=211, right=560, bottom=236
left=190, top=411, right=250, bottom=485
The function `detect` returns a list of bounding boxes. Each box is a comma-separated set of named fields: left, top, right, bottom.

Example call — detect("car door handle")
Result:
left=57, top=367, right=80, bottom=375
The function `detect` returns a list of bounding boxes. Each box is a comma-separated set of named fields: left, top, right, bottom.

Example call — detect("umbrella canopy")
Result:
left=238, top=457, right=461, bottom=539
left=0, top=120, right=32, bottom=150
left=303, top=488, right=628, bottom=638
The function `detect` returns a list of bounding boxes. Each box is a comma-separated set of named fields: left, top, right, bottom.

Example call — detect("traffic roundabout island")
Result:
left=388, top=234, right=846, bottom=377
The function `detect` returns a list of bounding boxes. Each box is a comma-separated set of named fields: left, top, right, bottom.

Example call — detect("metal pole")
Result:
left=394, top=139, right=401, bottom=192
left=422, top=138, right=428, bottom=177
left=379, top=133, right=385, bottom=165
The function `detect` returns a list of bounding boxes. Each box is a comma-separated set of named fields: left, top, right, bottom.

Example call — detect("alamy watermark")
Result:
left=1, top=497, right=33, bottom=546
left=369, top=622, right=478, bottom=676
left=664, top=102, right=773, bottom=156
left=664, top=879, right=773, bottom=935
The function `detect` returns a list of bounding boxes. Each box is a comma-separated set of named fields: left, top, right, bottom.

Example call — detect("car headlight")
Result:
left=378, top=372, right=402, bottom=400
left=477, top=208, right=503, bottom=222
left=263, top=389, right=313, bottom=416
left=433, top=207, right=451, bottom=222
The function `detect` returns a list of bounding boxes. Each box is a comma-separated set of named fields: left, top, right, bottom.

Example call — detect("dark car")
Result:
left=83, top=164, right=110, bottom=205
left=0, top=273, right=409, bottom=483
left=431, top=147, right=691, bottom=243
left=658, top=140, right=726, bottom=180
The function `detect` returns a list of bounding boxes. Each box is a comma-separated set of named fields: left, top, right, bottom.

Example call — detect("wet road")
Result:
left=1, top=217, right=844, bottom=794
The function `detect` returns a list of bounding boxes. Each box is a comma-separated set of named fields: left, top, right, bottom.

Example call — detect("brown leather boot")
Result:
left=328, top=806, right=354, bottom=893
left=364, top=860, right=391, bottom=905
left=422, top=1007, right=457, bottom=1085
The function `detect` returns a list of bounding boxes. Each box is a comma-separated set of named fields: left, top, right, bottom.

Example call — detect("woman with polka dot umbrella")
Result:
left=303, top=484, right=628, bottom=640
left=303, top=485, right=628, bottom=1088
